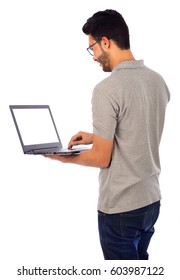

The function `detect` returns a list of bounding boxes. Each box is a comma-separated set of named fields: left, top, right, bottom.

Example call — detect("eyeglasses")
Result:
left=87, top=41, right=99, bottom=56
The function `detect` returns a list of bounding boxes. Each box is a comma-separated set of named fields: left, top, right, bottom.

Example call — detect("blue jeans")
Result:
left=98, top=201, right=160, bottom=260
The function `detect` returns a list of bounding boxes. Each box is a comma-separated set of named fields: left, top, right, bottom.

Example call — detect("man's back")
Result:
left=92, top=60, right=170, bottom=214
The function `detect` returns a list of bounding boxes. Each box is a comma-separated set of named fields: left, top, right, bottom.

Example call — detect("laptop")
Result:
left=9, top=105, right=90, bottom=155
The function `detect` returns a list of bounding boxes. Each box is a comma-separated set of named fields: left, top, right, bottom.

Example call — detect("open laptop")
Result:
left=9, top=105, right=90, bottom=155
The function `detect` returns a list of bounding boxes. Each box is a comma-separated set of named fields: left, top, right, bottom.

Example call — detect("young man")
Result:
left=44, top=9, right=170, bottom=260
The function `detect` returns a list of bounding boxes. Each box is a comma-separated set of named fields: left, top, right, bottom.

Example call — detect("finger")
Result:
left=68, top=139, right=82, bottom=149
left=68, top=133, right=83, bottom=148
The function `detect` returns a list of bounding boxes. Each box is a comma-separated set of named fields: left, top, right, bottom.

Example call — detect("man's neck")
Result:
left=110, top=49, right=135, bottom=70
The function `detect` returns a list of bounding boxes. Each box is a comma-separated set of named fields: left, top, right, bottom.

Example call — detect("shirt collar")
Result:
left=112, top=60, right=145, bottom=74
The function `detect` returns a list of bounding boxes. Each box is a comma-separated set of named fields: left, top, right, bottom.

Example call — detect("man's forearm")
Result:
left=44, top=148, right=109, bottom=168
left=44, top=134, right=113, bottom=168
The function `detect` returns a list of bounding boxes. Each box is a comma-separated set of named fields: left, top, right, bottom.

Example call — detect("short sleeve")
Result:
left=92, top=87, right=119, bottom=139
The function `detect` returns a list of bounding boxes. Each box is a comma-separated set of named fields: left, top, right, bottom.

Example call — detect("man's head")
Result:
left=82, top=9, right=132, bottom=72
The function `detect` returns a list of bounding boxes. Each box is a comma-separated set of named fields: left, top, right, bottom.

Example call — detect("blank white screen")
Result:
left=13, top=108, right=59, bottom=145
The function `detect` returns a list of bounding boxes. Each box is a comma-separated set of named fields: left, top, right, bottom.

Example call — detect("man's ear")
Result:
left=101, top=36, right=110, bottom=49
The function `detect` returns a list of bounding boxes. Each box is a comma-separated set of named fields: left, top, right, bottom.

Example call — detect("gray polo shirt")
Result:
left=92, top=60, right=170, bottom=214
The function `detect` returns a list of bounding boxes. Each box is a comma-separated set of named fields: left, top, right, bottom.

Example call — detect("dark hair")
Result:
left=82, top=9, right=130, bottom=50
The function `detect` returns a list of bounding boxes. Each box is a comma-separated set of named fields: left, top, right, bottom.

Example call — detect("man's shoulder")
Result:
left=94, top=73, right=119, bottom=94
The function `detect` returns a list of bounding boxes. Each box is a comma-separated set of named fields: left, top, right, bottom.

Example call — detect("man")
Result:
left=44, top=9, right=170, bottom=260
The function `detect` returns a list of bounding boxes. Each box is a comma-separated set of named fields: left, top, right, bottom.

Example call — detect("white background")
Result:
left=0, top=0, right=179, bottom=279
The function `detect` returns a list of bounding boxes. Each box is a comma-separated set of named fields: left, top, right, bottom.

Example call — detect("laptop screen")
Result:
left=12, top=107, right=59, bottom=145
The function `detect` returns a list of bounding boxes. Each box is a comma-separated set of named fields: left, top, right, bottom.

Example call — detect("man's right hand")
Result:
left=68, top=131, right=93, bottom=149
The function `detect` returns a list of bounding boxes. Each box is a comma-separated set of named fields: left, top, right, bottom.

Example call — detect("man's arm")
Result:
left=44, top=131, right=113, bottom=168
